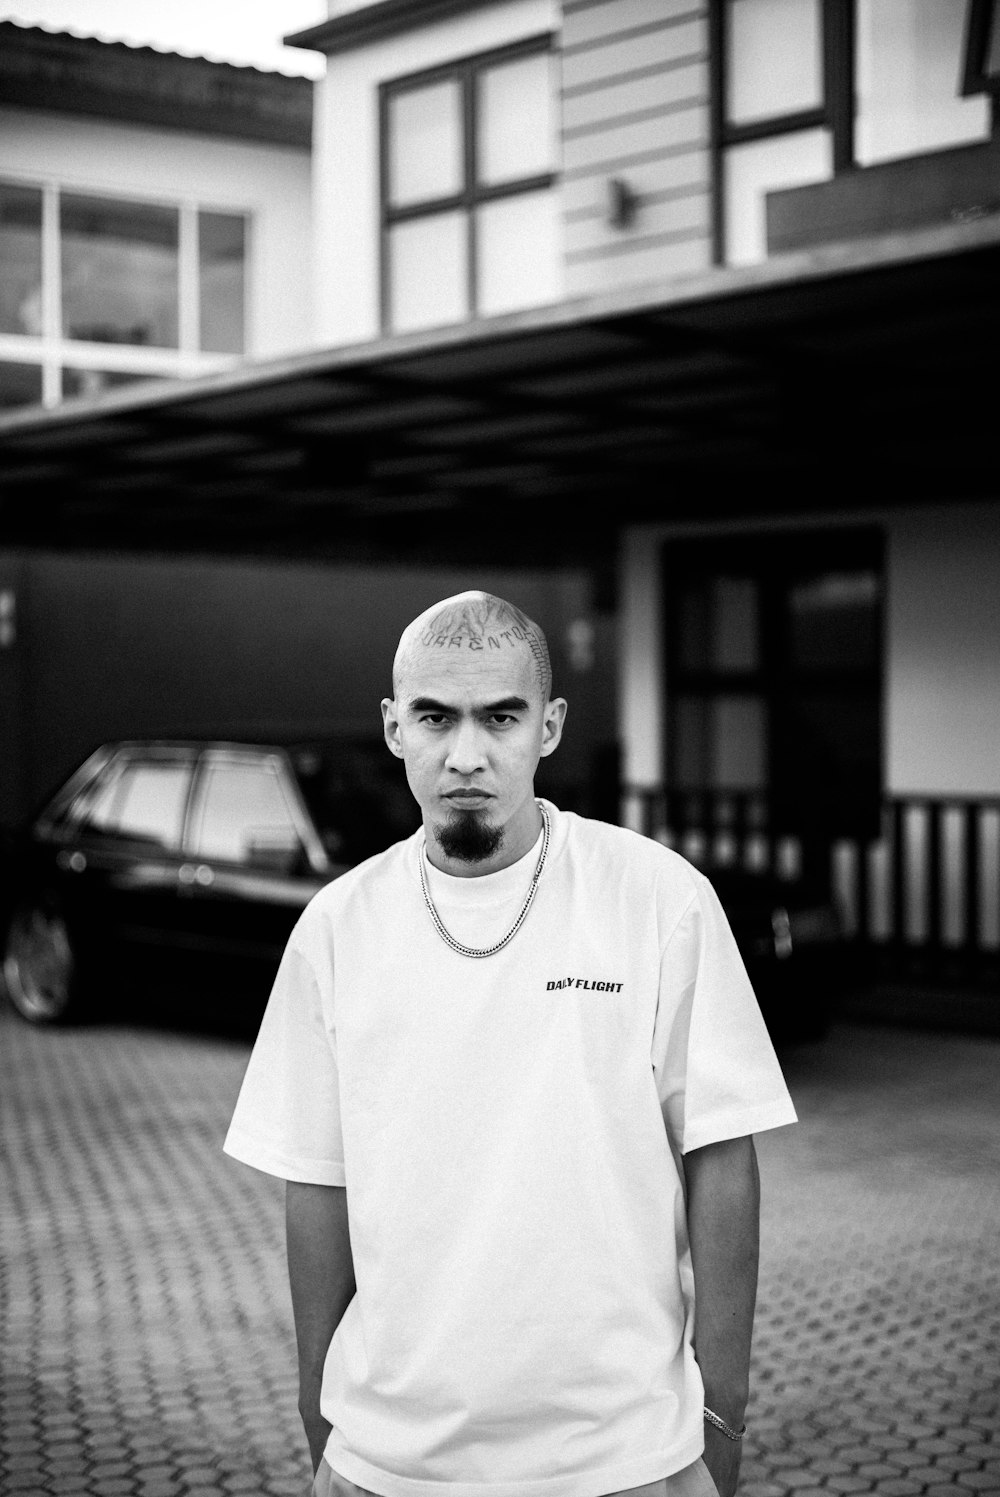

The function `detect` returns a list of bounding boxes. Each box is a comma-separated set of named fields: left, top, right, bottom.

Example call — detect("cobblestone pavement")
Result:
left=1, top=1004, right=997, bottom=1497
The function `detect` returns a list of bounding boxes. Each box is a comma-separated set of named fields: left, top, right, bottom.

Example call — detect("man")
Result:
left=224, top=591, right=796, bottom=1497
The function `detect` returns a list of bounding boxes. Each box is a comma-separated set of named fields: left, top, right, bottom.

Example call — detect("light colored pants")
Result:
left=312, top=1453, right=719, bottom=1497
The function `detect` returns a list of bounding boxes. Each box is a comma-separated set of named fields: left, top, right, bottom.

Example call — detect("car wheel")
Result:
left=2, top=902, right=81, bottom=1023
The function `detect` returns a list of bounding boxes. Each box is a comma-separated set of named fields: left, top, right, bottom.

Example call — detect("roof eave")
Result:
left=285, top=0, right=502, bottom=56
left=3, top=213, right=999, bottom=441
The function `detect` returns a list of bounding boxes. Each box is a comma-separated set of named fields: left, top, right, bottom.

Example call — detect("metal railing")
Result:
left=622, top=787, right=1000, bottom=983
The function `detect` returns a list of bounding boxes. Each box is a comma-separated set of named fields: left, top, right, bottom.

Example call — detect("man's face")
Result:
left=382, top=644, right=565, bottom=868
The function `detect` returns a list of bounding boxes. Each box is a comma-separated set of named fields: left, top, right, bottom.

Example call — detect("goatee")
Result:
left=434, top=809, right=504, bottom=863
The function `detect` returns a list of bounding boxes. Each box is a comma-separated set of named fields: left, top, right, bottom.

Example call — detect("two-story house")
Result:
left=2, top=1, right=999, bottom=995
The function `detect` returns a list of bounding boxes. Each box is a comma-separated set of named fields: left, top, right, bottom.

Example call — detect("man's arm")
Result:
left=286, top=1181, right=356, bottom=1474
left=682, top=1134, right=760, bottom=1497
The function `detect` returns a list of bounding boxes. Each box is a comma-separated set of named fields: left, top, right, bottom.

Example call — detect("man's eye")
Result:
left=422, top=714, right=448, bottom=725
left=489, top=714, right=515, bottom=726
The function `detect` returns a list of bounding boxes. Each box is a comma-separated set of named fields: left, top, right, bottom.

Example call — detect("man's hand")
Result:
left=299, top=1392, right=333, bottom=1476
left=701, top=1422, right=743, bottom=1497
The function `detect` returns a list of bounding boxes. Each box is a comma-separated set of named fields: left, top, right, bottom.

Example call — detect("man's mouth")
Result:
left=444, top=790, right=492, bottom=804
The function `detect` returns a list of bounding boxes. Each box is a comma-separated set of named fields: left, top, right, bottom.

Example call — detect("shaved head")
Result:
left=383, top=591, right=567, bottom=873
left=392, top=592, right=552, bottom=702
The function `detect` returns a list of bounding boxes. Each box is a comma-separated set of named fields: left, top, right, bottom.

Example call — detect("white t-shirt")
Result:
left=224, top=802, right=796, bottom=1497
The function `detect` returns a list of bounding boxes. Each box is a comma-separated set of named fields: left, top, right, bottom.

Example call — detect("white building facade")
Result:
left=281, top=0, right=1000, bottom=976
left=2, top=1, right=999, bottom=987
left=0, top=23, right=313, bottom=408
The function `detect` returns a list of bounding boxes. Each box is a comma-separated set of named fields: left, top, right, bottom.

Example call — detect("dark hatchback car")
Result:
left=0, top=739, right=419, bottom=1026
left=709, top=866, right=843, bottom=1041
left=1, top=740, right=841, bottom=1037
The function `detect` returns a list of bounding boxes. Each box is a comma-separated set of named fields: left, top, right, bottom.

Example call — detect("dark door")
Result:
left=663, top=529, right=883, bottom=889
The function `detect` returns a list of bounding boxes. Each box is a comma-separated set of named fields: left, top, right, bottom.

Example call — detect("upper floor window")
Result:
left=0, top=183, right=42, bottom=343
left=963, top=0, right=1000, bottom=95
left=714, top=0, right=993, bottom=264
left=714, top=0, right=843, bottom=265
left=855, top=0, right=990, bottom=166
left=0, top=180, right=247, bottom=410
left=380, top=38, right=560, bottom=335
left=725, top=0, right=825, bottom=124
left=61, top=194, right=180, bottom=348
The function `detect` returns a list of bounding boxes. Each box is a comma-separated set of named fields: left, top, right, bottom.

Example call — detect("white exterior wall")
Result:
left=560, top=0, right=712, bottom=296
left=0, top=105, right=314, bottom=359
left=619, top=502, right=1000, bottom=806
left=887, top=502, right=1000, bottom=798
left=616, top=527, right=664, bottom=828
left=310, top=0, right=559, bottom=347
left=325, top=0, right=388, bottom=13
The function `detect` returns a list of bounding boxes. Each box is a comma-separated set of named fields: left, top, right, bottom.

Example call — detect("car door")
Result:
left=54, top=747, right=198, bottom=988
left=177, top=748, right=335, bottom=1010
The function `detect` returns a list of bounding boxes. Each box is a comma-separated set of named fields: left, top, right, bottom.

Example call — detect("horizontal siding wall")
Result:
left=560, top=0, right=711, bottom=295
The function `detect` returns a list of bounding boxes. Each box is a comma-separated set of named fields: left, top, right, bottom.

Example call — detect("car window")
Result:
left=189, top=759, right=304, bottom=868
left=71, top=765, right=124, bottom=833
left=116, top=764, right=191, bottom=846
left=112, top=762, right=191, bottom=848
left=76, top=759, right=192, bottom=850
left=38, top=748, right=117, bottom=832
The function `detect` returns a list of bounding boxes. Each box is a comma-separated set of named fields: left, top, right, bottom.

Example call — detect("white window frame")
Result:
left=0, top=174, right=250, bottom=408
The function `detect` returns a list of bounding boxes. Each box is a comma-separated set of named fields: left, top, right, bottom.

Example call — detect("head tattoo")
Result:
left=392, top=591, right=552, bottom=702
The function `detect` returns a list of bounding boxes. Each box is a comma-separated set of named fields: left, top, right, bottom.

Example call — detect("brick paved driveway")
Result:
left=1, top=1006, right=997, bottom=1497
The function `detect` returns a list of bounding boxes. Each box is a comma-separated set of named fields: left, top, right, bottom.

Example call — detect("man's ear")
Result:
left=539, top=697, right=567, bottom=758
left=381, top=698, right=404, bottom=758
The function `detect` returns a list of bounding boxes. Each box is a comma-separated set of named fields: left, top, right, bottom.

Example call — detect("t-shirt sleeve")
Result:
left=223, top=926, right=346, bottom=1185
left=651, top=870, right=797, bottom=1154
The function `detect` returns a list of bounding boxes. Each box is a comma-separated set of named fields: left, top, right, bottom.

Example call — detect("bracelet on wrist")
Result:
left=704, top=1407, right=747, bottom=1441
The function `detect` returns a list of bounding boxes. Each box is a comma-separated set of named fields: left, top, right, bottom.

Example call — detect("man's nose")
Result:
left=445, top=720, right=487, bottom=775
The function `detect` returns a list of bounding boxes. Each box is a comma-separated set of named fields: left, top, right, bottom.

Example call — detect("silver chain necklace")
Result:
left=419, top=803, right=551, bottom=959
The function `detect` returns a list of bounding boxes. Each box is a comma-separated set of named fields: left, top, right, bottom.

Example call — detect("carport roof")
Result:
left=1, top=217, right=998, bottom=566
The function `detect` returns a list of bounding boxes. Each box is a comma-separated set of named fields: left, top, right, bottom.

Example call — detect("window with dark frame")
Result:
left=710, top=0, right=853, bottom=264
left=962, top=0, right=1000, bottom=98
left=856, top=1, right=992, bottom=166
left=712, top=0, right=995, bottom=265
left=379, top=35, right=559, bottom=335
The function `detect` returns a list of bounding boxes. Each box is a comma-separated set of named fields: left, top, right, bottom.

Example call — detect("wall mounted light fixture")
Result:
left=607, top=176, right=640, bottom=229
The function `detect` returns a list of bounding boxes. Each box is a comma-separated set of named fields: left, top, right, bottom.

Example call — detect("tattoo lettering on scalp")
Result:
left=416, top=625, right=533, bottom=653
left=397, top=592, right=553, bottom=699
